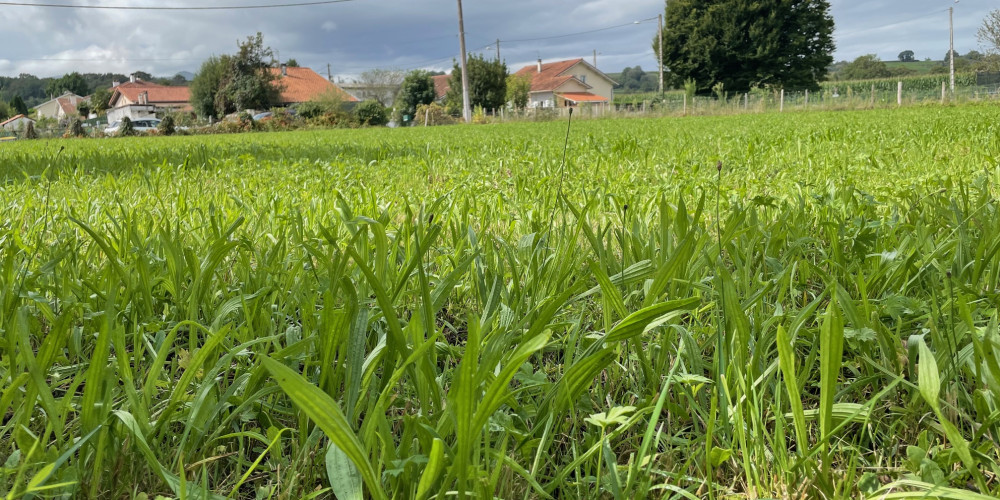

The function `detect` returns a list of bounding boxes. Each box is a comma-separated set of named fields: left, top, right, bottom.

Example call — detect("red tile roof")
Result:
left=58, top=97, right=79, bottom=117
left=0, top=114, right=30, bottom=127
left=271, top=66, right=358, bottom=104
left=432, top=74, right=451, bottom=100
left=559, top=92, right=608, bottom=103
left=514, top=58, right=588, bottom=92
left=112, top=86, right=191, bottom=106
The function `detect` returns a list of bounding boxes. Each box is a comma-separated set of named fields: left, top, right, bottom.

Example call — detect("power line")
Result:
left=499, top=17, right=658, bottom=44
left=833, top=8, right=949, bottom=39
left=0, top=0, right=360, bottom=10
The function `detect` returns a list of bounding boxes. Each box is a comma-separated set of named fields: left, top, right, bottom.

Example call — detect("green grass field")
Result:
left=3, top=106, right=1000, bottom=499
left=884, top=60, right=944, bottom=75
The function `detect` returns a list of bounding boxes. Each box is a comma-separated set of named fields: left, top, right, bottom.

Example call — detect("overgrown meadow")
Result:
left=3, top=106, right=1000, bottom=499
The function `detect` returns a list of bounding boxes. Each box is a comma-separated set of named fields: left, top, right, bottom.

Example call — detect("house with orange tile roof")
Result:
left=270, top=65, right=357, bottom=106
left=512, top=58, right=617, bottom=109
left=35, top=91, right=87, bottom=121
left=107, top=74, right=192, bottom=122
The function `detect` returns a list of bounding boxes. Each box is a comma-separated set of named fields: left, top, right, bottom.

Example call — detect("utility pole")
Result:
left=949, top=5, right=955, bottom=94
left=593, top=49, right=597, bottom=68
left=327, top=63, right=331, bottom=81
left=456, top=0, right=472, bottom=123
left=658, top=13, right=664, bottom=95
left=496, top=39, right=501, bottom=60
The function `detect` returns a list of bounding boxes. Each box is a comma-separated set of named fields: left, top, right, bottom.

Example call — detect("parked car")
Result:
left=104, top=118, right=161, bottom=135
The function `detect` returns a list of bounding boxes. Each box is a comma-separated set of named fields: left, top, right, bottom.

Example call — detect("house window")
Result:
left=580, top=75, right=587, bottom=84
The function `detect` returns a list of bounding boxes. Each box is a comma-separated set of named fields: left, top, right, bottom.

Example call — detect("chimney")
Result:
left=280, top=63, right=287, bottom=76
left=112, top=80, right=120, bottom=88
left=130, top=73, right=137, bottom=84
left=537, top=58, right=542, bottom=73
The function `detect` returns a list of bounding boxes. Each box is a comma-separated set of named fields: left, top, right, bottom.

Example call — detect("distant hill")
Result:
left=176, top=71, right=195, bottom=81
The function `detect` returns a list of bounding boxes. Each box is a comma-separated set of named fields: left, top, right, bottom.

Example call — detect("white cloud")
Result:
left=322, top=21, right=337, bottom=32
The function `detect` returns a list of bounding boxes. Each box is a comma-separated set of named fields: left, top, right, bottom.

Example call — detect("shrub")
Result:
left=118, top=117, right=135, bottom=137
left=158, top=115, right=176, bottom=136
left=355, top=100, right=388, bottom=127
left=414, top=103, right=456, bottom=126
left=23, top=121, right=37, bottom=139
left=65, top=119, right=85, bottom=138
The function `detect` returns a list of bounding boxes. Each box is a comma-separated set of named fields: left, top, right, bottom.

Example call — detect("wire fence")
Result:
left=608, top=83, right=1000, bottom=117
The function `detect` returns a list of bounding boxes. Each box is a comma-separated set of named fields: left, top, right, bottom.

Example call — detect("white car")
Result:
left=104, top=118, right=161, bottom=135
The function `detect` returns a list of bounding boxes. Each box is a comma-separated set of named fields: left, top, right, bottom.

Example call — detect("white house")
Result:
left=107, top=75, right=191, bottom=122
left=513, top=58, right=617, bottom=110
left=0, top=114, right=34, bottom=132
left=35, top=91, right=86, bottom=121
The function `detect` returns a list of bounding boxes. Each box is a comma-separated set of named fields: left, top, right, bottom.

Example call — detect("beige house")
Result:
left=513, top=58, right=616, bottom=110
left=35, top=91, right=86, bottom=121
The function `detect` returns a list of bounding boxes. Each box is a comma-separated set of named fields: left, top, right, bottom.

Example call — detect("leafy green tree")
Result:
left=90, top=87, right=111, bottom=114
left=445, top=54, right=507, bottom=114
left=655, top=0, right=834, bottom=92
left=189, top=55, right=230, bottom=119
left=218, top=32, right=282, bottom=113
left=396, top=70, right=435, bottom=120
left=840, top=55, right=891, bottom=80
left=45, top=72, right=89, bottom=97
left=9, top=96, right=28, bottom=115
left=286, top=59, right=299, bottom=67
left=898, top=50, right=915, bottom=62
left=0, top=101, right=10, bottom=121
left=77, top=101, right=91, bottom=118
left=505, top=74, right=531, bottom=110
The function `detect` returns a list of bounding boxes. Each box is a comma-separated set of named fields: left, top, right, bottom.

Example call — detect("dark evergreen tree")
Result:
left=654, top=0, right=835, bottom=92
left=9, top=96, right=28, bottom=115
left=445, top=55, right=508, bottom=114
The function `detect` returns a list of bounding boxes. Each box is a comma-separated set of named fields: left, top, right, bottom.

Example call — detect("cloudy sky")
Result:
left=0, top=0, right=993, bottom=79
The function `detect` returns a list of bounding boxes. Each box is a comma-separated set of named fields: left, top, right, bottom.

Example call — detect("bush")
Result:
left=354, top=100, right=388, bottom=126
left=414, top=103, right=456, bottom=126
left=23, top=121, right=37, bottom=139
left=158, top=115, right=176, bottom=136
left=118, top=116, right=135, bottom=137
left=238, top=111, right=257, bottom=131
left=64, top=119, right=85, bottom=138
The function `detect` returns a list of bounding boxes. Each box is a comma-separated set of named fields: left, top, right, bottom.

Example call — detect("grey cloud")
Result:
left=0, top=0, right=996, bottom=79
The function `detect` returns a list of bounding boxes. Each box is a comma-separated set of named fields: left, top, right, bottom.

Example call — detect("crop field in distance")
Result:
left=4, top=105, right=1000, bottom=499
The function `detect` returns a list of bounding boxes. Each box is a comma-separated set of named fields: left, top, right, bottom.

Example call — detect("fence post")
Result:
left=897, top=81, right=902, bottom=106
left=425, top=109, right=429, bottom=126
left=744, top=93, right=748, bottom=111
left=870, top=84, right=875, bottom=108
left=805, top=89, right=809, bottom=109
left=780, top=89, right=784, bottom=112
left=941, top=81, right=946, bottom=104
left=683, top=95, right=687, bottom=115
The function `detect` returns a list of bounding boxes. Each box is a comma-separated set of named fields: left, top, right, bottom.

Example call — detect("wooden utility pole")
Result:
left=457, top=0, right=472, bottom=123
left=593, top=49, right=597, bottom=68
left=949, top=6, right=955, bottom=94
left=496, top=39, right=501, bottom=60
left=327, top=63, right=331, bottom=81
left=658, top=13, right=664, bottom=95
